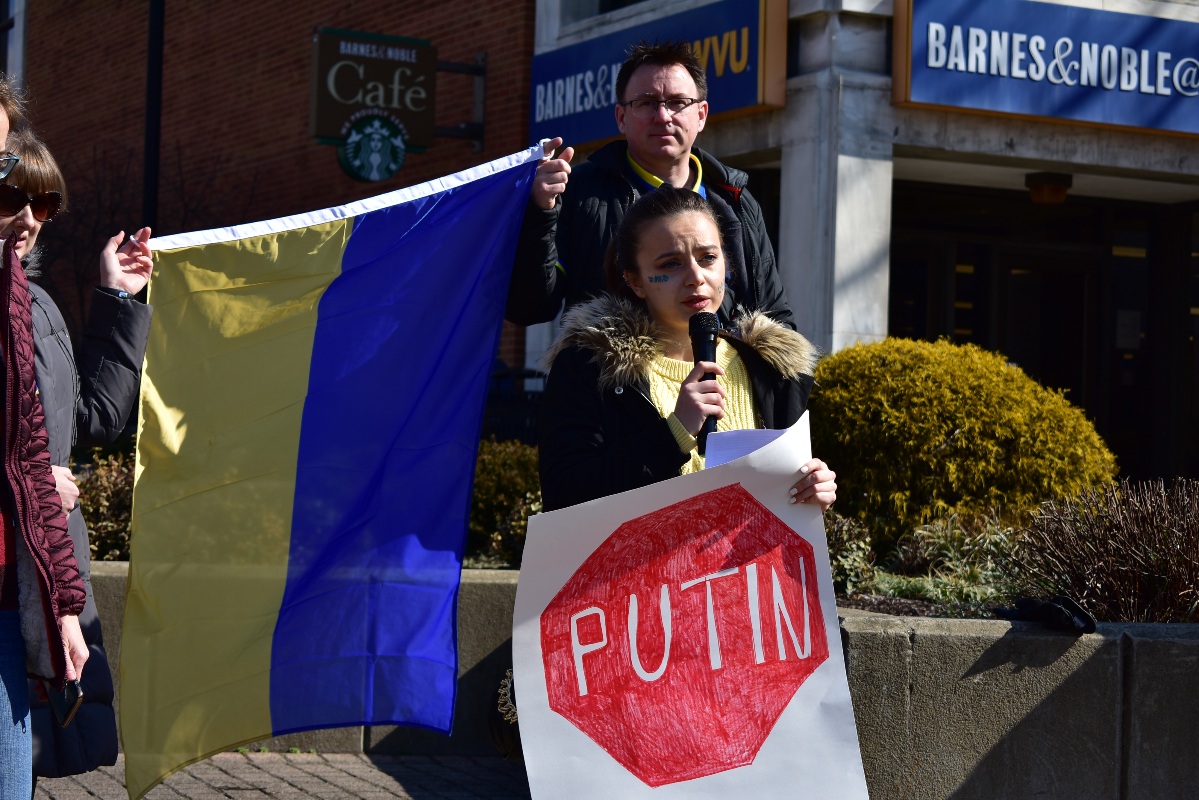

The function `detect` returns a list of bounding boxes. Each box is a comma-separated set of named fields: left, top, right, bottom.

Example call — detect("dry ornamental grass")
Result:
left=1013, top=478, right=1199, bottom=623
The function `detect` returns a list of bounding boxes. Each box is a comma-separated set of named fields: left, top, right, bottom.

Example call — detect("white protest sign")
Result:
left=513, top=413, right=869, bottom=799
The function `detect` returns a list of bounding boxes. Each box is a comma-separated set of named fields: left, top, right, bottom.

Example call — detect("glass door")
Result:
left=993, top=251, right=1099, bottom=409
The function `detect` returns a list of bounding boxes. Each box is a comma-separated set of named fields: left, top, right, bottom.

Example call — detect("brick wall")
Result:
left=21, top=0, right=534, bottom=362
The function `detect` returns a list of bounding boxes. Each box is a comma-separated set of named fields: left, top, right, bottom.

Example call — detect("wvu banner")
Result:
left=529, top=0, right=786, bottom=147
left=121, top=145, right=541, bottom=799
left=894, top=0, right=1199, bottom=136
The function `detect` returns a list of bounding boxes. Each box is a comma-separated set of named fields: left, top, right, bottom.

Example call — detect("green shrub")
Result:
left=1012, top=479, right=1199, bottom=623
left=469, top=438, right=541, bottom=567
left=487, top=490, right=541, bottom=567
left=824, top=511, right=875, bottom=595
left=810, top=338, right=1117, bottom=549
left=876, top=512, right=1020, bottom=610
left=889, top=512, right=1013, bottom=575
left=77, top=448, right=134, bottom=561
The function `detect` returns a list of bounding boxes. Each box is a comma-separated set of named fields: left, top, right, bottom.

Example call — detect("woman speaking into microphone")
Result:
left=537, top=185, right=836, bottom=512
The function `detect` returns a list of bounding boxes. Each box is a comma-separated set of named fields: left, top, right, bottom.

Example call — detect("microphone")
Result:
left=688, top=312, right=720, bottom=456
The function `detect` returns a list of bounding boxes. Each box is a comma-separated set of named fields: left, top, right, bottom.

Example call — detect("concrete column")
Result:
left=779, top=71, right=837, bottom=351
left=778, top=14, right=895, bottom=353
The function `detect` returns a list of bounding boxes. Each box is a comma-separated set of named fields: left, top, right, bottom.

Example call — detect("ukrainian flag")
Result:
left=120, top=146, right=541, bottom=799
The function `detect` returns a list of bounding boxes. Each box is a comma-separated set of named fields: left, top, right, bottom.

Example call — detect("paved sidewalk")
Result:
left=34, top=753, right=532, bottom=799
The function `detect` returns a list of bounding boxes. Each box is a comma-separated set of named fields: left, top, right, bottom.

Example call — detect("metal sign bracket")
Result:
left=434, top=53, right=486, bottom=152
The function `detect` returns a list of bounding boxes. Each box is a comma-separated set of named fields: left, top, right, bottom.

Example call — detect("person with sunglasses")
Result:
left=506, top=40, right=795, bottom=334
left=0, top=126, right=153, bottom=788
left=0, top=82, right=89, bottom=800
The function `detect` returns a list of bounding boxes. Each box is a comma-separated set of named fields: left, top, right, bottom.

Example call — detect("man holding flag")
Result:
left=506, top=40, right=795, bottom=331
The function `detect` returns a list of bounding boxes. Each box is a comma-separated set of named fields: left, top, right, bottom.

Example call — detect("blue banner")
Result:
left=904, top=0, right=1199, bottom=135
left=530, top=0, right=773, bottom=146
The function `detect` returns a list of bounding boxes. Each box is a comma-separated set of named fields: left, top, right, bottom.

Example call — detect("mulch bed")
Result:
left=837, top=594, right=1000, bottom=619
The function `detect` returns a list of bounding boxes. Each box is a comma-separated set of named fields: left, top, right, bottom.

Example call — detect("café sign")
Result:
left=311, top=28, right=438, bottom=180
left=894, top=0, right=1199, bottom=137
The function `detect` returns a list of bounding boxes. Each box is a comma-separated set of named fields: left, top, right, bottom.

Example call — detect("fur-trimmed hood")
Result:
left=544, top=295, right=819, bottom=391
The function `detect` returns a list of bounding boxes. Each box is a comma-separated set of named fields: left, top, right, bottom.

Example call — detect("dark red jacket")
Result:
left=1, top=235, right=84, bottom=689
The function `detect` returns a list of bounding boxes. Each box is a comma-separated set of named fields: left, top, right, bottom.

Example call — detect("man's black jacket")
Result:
left=506, top=140, right=795, bottom=330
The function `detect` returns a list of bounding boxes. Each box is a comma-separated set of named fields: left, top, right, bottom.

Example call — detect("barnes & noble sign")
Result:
left=894, top=0, right=1199, bottom=136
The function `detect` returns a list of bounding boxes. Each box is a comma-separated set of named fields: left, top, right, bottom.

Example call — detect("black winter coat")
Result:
left=27, top=281, right=151, bottom=778
left=506, top=141, right=795, bottom=330
left=538, top=296, right=817, bottom=512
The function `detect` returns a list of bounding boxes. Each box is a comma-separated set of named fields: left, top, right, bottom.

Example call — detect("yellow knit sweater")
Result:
left=646, top=339, right=760, bottom=474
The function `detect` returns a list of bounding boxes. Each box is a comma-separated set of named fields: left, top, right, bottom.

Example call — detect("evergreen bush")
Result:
left=469, top=438, right=541, bottom=566
left=824, top=511, right=875, bottom=595
left=810, top=338, right=1117, bottom=548
left=78, top=448, right=134, bottom=561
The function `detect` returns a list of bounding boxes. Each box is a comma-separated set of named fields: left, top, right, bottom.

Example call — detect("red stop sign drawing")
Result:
left=540, top=482, right=829, bottom=787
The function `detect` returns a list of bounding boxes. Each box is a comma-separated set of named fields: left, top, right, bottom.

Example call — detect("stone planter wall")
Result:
left=92, top=563, right=1199, bottom=799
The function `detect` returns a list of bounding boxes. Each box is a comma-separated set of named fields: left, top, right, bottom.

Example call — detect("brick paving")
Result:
left=34, top=754, right=532, bottom=800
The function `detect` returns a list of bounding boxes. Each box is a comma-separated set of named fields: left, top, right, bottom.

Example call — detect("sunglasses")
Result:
left=0, top=154, right=18, bottom=181
left=0, top=184, right=62, bottom=222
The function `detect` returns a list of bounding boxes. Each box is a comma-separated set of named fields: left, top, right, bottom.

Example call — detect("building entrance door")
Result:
left=993, top=250, right=1098, bottom=409
left=888, top=180, right=1184, bottom=478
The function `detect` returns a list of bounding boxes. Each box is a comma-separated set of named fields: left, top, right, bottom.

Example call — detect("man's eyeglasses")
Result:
left=0, top=184, right=62, bottom=222
left=0, top=154, right=18, bottom=181
left=619, top=97, right=702, bottom=119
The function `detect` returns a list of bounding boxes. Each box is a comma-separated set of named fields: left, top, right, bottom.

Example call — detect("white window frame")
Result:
left=535, top=0, right=724, bottom=54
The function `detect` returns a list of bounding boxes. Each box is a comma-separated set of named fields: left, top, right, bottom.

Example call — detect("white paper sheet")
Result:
left=704, top=427, right=786, bottom=468
left=512, top=413, right=869, bottom=800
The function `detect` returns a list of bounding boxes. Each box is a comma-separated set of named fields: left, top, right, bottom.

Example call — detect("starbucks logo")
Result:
left=338, top=114, right=407, bottom=182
